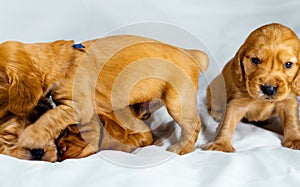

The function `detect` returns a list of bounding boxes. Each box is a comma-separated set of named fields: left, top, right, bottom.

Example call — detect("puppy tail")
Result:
left=184, top=49, right=209, bottom=72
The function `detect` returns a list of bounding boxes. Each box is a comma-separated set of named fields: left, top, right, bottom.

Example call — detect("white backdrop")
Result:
left=1, top=0, right=300, bottom=187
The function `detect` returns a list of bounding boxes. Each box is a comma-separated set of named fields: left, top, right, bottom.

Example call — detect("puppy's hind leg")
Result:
left=77, top=114, right=102, bottom=157
left=163, top=86, right=201, bottom=155
left=103, top=108, right=154, bottom=149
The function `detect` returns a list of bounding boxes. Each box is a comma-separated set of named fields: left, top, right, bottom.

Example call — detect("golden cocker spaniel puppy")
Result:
left=0, top=117, right=58, bottom=161
left=0, top=96, right=158, bottom=161
left=56, top=102, right=161, bottom=161
left=0, top=95, right=60, bottom=162
left=0, top=92, right=101, bottom=162
left=0, top=35, right=208, bottom=161
left=205, top=23, right=300, bottom=152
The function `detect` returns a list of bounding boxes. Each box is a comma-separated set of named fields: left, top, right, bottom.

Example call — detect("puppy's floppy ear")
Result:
left=292, top=52, right=300, bottom=95
left=231, top=43, right=247, bottom=87
left=292, top=70, right=300, bottom=95
left=0, top=66, right=9, bottom=108
left=7, top=64, right=43, bottom=115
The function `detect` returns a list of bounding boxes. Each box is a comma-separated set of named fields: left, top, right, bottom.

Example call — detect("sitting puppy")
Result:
left=205, top=23, right=300, bottom=152
left=0, top=35, right=208, bottom=159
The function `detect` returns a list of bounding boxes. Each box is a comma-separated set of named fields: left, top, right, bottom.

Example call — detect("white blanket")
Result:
left=1, top=0, right=300, bottom=186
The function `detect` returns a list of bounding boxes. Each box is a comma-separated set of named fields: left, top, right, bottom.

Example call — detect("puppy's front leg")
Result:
left=18, top=100, right=83, bottom=150
left=18, top=77, right=95, bottom=150
left=204, top=100, right=248, bottom=152
left=278, top=95, right=300, bottom=149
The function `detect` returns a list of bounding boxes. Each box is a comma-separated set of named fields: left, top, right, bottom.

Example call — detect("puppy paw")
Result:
left=167, top=144, right=194, bottom=155
left=18, top=125, right=51, bottom=149
left=42, top=142, right=58, bottom=162
left=282, top=139, right=300, bottom=150
left=202, top=142, right=235, bottom=152
left=210, top=111, right=223, bottom=122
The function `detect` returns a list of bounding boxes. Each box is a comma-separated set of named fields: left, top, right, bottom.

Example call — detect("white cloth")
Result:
left=1, top=0, right=300, bottom=186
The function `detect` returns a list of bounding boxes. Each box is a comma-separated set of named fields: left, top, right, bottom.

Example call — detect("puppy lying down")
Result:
left=0, top=94, right=158, bottom=161
left=205, top=23, right=300, bottom=152
left=0, top=35, right=208, bottom=161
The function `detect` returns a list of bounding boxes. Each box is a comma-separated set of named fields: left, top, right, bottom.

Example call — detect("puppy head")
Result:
left=232, top=23, right=300, bottom=101
left=0, top=116, right=30, bottom=160
left=0, top=40, right=75, bottom=116
left=56, top=125, right=88, bottom=161
left=0, top=116, right=57, bottom=162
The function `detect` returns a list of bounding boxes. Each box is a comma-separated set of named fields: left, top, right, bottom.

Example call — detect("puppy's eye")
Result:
left=251, top=58, right=261, bottom=65
left=284, top=62, right=293, bottom=69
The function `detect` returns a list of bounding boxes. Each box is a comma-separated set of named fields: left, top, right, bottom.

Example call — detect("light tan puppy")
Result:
left=0, top=116, right=58, bottom=162
left=0, top=35, right=208, bottom=160
left=205, top=23, right=300, bottom=152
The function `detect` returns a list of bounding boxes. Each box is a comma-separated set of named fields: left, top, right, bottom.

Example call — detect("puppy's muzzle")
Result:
left=30, top=149, right=45, bottom=160
left=260, top=85, right=277, bottom=97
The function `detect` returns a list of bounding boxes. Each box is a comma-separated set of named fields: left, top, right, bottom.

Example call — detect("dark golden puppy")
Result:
left=205, top=23, right=300, bottom=152
left=55, top=115, right=101, bottom=161
left=56, top=103, right=157, bottom=161
left=0, top=35, right=208, bottom=160
left=56, top=112, right=145, bottom=161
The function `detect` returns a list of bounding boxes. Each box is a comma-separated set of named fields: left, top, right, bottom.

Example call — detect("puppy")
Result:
left=0, top=96, right=58, bottom=161
left=60, top=111, right=149, bottom=158
left=56, top=102, right=159, bottom=161
left=205, top=23, right=300, bottom=152
left=0, top=118, right=57, bottom=161
left=0, top=91, right=156, bottom=161
left=0, top=35, right=208, bottom=158
left=0, top=112, right=100, bottom=162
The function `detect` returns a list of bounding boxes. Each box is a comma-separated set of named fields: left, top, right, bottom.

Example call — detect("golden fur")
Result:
left=205, top=23, right=300, bottom=152
left=0, top=116, right=57, bottom=161
left=0, top=100, right=157, bottom=161
left=56, top=103, right=159, bottom=161
left=292, top=70, right=300, bottom=95
left=0, top=35, right=208, bottom=161
left=0, top=95, right=100, bottom=161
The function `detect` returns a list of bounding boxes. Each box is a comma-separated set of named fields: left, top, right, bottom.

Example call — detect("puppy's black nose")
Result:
left=30, top=149, right=45, bottom=160
left=260, top=85, right=277, bottom=96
